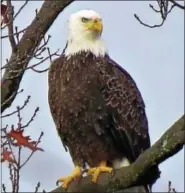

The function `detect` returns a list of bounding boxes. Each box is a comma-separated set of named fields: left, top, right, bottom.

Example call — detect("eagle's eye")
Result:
left=81, top=17, right=90, bottom=23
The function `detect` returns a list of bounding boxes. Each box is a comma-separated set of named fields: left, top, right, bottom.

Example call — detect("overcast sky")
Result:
left=1, top=1, right=184, bottom=192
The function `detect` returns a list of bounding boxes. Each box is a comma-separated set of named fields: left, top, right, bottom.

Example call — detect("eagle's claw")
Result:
left=87, top=161, right=113, bottom=183
left=56, top=166, right=82, bottom=189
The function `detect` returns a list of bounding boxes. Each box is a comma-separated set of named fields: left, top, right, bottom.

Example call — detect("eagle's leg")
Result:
left=56, top=166, right=82, bottom=189
left=87, top=161, right=113, bottom=183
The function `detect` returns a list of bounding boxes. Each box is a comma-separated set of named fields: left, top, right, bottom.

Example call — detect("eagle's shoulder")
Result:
left=99, top=55, right=145, bottom=109
left=49, top=54, right=65, bottom=73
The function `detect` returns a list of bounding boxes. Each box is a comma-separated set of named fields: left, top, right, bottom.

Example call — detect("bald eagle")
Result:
left=48, top=10, right=160, bottom=191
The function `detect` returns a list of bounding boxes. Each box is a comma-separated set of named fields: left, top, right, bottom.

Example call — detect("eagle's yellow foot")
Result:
left=87, top=161, right=113, bottom=183
left=56, top=166, right=82, bottom=189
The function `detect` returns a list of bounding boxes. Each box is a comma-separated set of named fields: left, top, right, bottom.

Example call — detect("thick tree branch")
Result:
left=1, top=0, right=74, bottom=113
left=51, top=115, right=184, bottom=192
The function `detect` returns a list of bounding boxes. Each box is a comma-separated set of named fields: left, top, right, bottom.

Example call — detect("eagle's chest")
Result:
left=61, top=61, right=100, bottom=103
left=55, top=58, right=105, bottom=132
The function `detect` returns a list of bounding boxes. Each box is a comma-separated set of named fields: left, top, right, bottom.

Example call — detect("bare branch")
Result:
left=20, top=131, right=44, bottom=168
left=2, top=183, right=7, bottom=193
left=26, top=49, right=60, bottom=71
left=169, top=0, right=185, bottom=10
left=34, top=182, right=41, bottom=193
left=134, top=0, right=178, bottom=28
left=13, top=0, right=29, bottom=20
left=1, top=27, right=26, bottom=39
left=43, top=36, right=53, bottom=62
left=35, top=35, right=51, bottom=56
left=1, top=95, right=44, bottom=192
left=30, top=67, right=49, bottom=73
left=1, top=95, right=31, bottom=118
left=9, top=163, right=16, bottom=192
left=149, top=3, right=161, bottom=13
left=1, top=0, right=74, bottom=113
left=1, top=89, right=24, bottom=112
left=134, top=13, right=165, bottom=28
left=15, top=146, right=21, bottom=193
left=168, top=181, right=177, bottom=192
left=20, top=107, right=39, bottom=129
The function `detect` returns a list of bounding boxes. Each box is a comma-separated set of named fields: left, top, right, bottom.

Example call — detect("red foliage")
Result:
left=1, top=4, right=8, bottom=24
left=1, top=148, right=17, bottom=164
left=7, top=127, right=43, bottom=152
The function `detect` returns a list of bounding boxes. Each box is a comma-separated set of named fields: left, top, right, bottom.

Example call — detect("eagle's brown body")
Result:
left=48, top=52, right=159, bottom=187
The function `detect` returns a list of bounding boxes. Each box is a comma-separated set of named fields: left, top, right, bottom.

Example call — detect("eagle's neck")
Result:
left=64, top=34, right=107, bottom=58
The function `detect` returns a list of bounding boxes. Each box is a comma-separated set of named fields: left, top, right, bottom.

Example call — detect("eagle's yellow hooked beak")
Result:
left=85, top=18, right=103, bottom=33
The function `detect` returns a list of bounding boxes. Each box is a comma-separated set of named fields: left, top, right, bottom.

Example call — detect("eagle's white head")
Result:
left=64, top=10, right=107, bottom=57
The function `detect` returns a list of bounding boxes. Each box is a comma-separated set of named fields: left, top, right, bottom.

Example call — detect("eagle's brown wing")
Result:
left=97, top=55, right=151, bottom=162
left=48, top=56, right=69, bottom=151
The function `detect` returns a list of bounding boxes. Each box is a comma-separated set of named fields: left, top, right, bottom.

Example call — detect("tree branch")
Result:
left=1, top=0, right=74, bottom=113
left=51, top=115, right=184, bottom=192
left=134, top=0, right=184, bottom=28
left=169, top=0, right=185, bottom=10
left=6, top=0, right=17, bottom=52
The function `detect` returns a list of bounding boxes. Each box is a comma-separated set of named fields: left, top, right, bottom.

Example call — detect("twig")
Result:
left=134, top=13, right=165, bottom=28
left=21, top=107, right=39, bottom=129
left=168, top=181, right=172, bottom=192
left=168, top=181, right=177, bottom=192
left=8, top=163, right=16, bottom=192
left=2, top=183, right=7, bottom=193
left=134, top=0, right=176, bottom=28
left=33, top=47, right=46, bottom=59
left=13, top=164, right=17, bottom=193
left=1, top=95, right=31, bottom=118
left=35, top=182, right=41, bottom=193
left=16, top=106, right=22, bottom=129
left=1, top=27, right=26, bottom=39
left=1, top=139, right=8, bottom=146
left=26, top=49, right=60, bottom=70
left=149, top=3, right=161, bottom=13
left=15, top=146, right=21, bottom=193
left=13, top=0, right=29, bottom=18
left=31, top=67, right=49, bottom=73
left=169, top=0, right=185, bottom=10
left=20, top=131, right=44, bottom=168
left=1, top=89, right=23, bottom=112
left=43, top=35, right=53, bottom=62
left=33, top=35, right=51, bottom=59
left=47, top=47, right=52, bottom=62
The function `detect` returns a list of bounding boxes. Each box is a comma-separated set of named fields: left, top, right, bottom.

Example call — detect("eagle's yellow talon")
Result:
left=87, top=168, right=96, bottom=175
left=56, top=166, right=82, bottom=189
left=87, top=161, right=113, bottom=183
